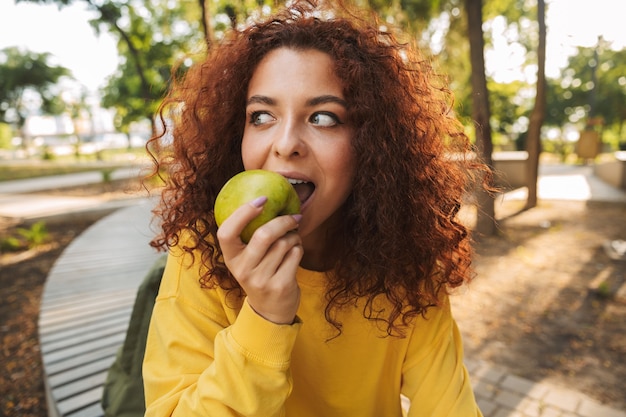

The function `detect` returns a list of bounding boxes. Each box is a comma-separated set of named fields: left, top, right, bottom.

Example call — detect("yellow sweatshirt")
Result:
left=143, top=243, right=483, bottom=417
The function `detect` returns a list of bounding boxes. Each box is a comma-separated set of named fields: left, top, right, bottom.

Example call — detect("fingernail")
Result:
left=292, top=214, right=303, bottom=223
left=251, top=196, right=268, bottom=207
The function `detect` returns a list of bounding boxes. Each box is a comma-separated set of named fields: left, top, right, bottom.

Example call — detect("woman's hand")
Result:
left=217, top=196, right=303, bottom=324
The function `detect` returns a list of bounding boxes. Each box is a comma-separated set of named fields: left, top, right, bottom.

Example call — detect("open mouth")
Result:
left=287, top=178, right=315, bottom=205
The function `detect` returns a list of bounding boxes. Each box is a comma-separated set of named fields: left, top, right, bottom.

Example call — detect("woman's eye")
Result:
left=249, top=111, right=274, bottom=126
left=310, top=112, right=341, bottom=127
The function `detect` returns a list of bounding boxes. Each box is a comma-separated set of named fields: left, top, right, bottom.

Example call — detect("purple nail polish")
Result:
left=251, top=196, right=268, bottom=207
left=292, top=214, right=303, bottom=223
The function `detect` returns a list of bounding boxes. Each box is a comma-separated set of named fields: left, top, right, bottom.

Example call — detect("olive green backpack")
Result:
left=101, top=255, right=167, bottom=417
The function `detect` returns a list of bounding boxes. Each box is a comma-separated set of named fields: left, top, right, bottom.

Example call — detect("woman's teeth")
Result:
left=287, top=178, right=315, bottom=204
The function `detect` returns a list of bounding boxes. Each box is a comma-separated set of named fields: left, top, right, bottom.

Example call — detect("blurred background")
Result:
left=0, top=0, right=624, bottom=163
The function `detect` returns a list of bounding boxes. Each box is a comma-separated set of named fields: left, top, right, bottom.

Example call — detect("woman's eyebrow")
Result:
left=247, top=95, right=275, bottom=106
left=307, top=95, right=348, bottom=108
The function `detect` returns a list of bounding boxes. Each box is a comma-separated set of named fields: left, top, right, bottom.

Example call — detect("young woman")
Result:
left=143, top=1, right=485, bottom=416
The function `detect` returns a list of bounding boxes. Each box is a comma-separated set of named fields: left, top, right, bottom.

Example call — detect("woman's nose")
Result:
left=272, top=120, right=306, bottom=158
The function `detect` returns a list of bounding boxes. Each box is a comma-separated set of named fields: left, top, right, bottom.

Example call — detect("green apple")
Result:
left=214, top=169, right=301, bottom=243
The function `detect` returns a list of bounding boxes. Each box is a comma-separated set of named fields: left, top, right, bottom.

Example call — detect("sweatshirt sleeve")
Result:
left=401, top=296, right=483, bottom=417
left=143, top=249, right=302, bottom=417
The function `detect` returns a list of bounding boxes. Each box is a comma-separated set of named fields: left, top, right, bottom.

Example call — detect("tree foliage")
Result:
left=15, top=0, right=625, bottom=150
left=0, top=47, right=70, bottom=128
left=18, top=0, right=204, bottom=135
left=98, top=0, right=204, bottom=134
left=546, top=42, right=626, bottom=135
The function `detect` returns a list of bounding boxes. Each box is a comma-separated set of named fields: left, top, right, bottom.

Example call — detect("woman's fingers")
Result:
left=216, top=197, right=268, bottom=253
left=249, top=230, right=302, bottom=275
left=215, top=198, right=303, bottom=324
left=242, top=229, right=303, bottom=324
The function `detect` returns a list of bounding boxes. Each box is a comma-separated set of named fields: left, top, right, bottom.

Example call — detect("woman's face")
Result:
left=241, top=47, right=356, bottom=263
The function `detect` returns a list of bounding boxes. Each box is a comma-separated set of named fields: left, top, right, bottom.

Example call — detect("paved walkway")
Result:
left=466, top=358, right=626, bottom=417
left=503, top=164, right=626, bottom=204
left=2, top=164, right=626, bottom=417
left=0, top=166, right=148, bottom=221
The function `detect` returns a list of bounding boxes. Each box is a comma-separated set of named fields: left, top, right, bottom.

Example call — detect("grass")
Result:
left=0, top=163, right=123, bottom=182
left=0, top=149, right=150, bottom=182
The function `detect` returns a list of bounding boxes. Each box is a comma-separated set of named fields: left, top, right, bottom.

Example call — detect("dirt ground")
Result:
left=0, top=179, right=141, bottom=417
left=453, top=198, right=626, bottom=411
left=0, top=181, right=625, bottom=416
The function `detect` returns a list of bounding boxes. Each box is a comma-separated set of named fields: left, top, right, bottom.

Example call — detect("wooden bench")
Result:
left=593, top=151, right=626, bottom=190
left=39, top=199, right=162, bottom=417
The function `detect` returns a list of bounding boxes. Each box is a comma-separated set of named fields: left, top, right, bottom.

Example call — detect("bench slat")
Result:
left=45, top=345, right=120, bottom=377
left=65, top=402, right=104, bottom=417
left=42, top=321, right=129, bottom=354
left=40, top=314, right=130, bottom=345
left=49, top=358, right=113, bottom=390
left=53, top=371, right=108, bottom=402
left=39, top=199, right=162, bottom=417
left=57, top=386, right=105, bottom=416
left=43, top=332, right=126, bottom=366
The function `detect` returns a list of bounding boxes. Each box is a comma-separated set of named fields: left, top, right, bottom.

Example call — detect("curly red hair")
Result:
left=149, top=0, right=483, bottom=336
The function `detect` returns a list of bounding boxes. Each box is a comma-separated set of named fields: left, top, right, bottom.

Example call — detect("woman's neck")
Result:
left=300, top=244, right=329, bottom=271
left=300, top=209, right=344, bottom=271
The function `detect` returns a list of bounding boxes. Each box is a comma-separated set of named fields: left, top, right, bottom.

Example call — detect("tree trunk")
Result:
left=525, top=0, right=547, bottom=210
left=464, top=0, right=496, bottom=237
left=199, top=0, right=214, bottom=47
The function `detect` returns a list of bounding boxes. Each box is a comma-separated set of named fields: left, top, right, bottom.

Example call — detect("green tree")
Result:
left=488, top=80, right=532, bottom=148
left=432, top=0, right=535, bottom=129
left=365, top=0, right=446, bottom=33
left=18, top=0, right=203, bottom=137
left=546, top=42, right=626, bottom=147
left=67, top=88, right=94, bottom=156
left=364, top=0, right=501, bottom=235
left=0, top=47, right=70, bottom=141
left=99, top=0, right=204, bottom=137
